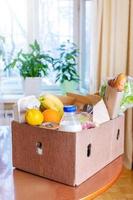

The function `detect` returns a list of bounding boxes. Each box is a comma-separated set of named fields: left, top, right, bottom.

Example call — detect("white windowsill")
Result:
left=0, top=88, right=89, bottom=104
left=0, top=77, right=89, bottom=103
left=0, top=89, right=62, bottom=104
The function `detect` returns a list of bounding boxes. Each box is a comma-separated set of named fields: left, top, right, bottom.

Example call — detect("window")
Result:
left=0, top=0, right=95, bottom=94
left=0, top=0, right=27, bottom=77
left=80, top=0, right=96, bottom=91
left=38, top=0, right=73, bottom=50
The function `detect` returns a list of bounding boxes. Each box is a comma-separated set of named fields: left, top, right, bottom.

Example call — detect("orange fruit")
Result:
left=42, top=109, right=60, bottom=124
left=25, top=109, right=44, bottom=126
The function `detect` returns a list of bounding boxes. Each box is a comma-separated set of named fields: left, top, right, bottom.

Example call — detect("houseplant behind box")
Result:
left=5, top=40, right=52, bottom=96
left=53, top=41, right=80, bottom=94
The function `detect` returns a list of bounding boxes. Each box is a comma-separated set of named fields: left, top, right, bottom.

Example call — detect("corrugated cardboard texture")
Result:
left=12, top=115, right=124, bottom=186
left=75, top=115, right=124, bottom=185
left=67, top=93, right=101, bottom=105
left=12, top=122, right=76, bottom=186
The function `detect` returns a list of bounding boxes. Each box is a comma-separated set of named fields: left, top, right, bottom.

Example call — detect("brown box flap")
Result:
left=67, top=93, right=101, bottom=105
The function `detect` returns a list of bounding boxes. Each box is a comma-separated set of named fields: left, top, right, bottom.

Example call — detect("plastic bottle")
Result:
left=59, top=105, right=82, bottom=132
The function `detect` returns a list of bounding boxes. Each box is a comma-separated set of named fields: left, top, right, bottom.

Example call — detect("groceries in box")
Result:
left=12, top=115, right=124, bottom=186
left=14, top=93, right=110, bottom=131
left=14, top=73, right=133, bottom=130
left=11, top=73, right=132, bottom=186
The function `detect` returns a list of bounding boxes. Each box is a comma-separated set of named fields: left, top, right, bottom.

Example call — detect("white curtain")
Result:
left=91, top=0, right=133, bottom=169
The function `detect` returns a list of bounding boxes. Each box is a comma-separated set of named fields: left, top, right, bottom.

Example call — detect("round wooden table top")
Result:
left=1, top=156, right=123, bottom=200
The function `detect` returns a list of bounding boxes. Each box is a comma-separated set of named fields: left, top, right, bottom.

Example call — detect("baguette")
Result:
left=108, top=73, right=126, bottom=91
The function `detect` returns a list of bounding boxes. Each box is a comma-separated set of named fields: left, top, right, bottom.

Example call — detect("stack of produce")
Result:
left=24, top=94, right=64, bottom=129
left=17, top=93, right=97, bottom=131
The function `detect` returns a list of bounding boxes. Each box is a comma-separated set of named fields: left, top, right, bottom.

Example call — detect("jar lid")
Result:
left=63, top=105, right=77, bottom=112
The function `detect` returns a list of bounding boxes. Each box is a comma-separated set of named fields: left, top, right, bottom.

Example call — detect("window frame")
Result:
left=0, top=0, right=94, bottom=94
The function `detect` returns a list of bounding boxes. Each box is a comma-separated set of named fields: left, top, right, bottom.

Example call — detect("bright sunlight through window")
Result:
left=0, top=0, right=95, bottom=94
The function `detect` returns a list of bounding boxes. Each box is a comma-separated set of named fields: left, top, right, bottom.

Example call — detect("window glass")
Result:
left=39, top=0, right=73, bottom=51
left=0, top=0, right=73, bottom=83
left=81, top=0, right=95, bottom=91
left=0, top=0, right=27, bottom=77
left=38, top=0, right=73, bottom=86
left=0, top=0, right=94, bottom=94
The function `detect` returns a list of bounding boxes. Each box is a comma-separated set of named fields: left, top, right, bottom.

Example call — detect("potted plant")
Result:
left=5, top=40, right=52, bottom=95
left=53, top=40, right=80, bottom=94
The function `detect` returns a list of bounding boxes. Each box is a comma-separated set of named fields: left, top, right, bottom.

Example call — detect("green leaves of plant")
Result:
left=29, top=40, right=40, bottom=53
left=5, top=40, right=50, bottom=78
left=5, top=40, right=80, bottom=84
left=53, top=41, right=80, bottom=84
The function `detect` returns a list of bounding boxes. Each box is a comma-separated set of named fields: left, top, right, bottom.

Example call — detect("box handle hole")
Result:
left=36, top=142, right=43, bottom=155
left=116, top=129, right=120, bottom=140
left=87, top=144, right=91, bottom=157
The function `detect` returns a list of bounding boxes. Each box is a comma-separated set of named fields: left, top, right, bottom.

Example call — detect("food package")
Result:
left=104, top=74, right=126, bottom=119
left=100, top=74, right=133, bottom=118
left=104, top=85, right=124, bottom=119
left=14, top=96, right=40, bottom=123
left=67, top=93, right=110, bottom=125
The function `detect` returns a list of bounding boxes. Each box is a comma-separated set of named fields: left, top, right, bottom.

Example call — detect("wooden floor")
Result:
left=95, top=168, right=133, bottom=200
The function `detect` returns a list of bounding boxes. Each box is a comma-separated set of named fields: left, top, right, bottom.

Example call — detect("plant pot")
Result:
left=23, top=77, right=42, bottom=96
left=60, top=80, right=78, bottom=95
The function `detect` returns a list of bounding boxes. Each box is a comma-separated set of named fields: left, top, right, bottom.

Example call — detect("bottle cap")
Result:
left=63, top=105, right=77, bottom=112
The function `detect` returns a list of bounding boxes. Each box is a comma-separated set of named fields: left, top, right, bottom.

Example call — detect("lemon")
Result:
left=25, top=109, right=43, bottom=126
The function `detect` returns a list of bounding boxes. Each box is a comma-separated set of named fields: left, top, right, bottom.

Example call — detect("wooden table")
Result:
left=0, top=127, right=123, bottom=200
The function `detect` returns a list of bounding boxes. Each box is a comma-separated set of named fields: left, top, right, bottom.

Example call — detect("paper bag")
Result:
left=67, top=93, right=110, bottom=125
left=104, top=85, right=124, bottom=119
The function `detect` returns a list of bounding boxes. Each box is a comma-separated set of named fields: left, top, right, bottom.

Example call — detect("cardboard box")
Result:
left=12, top=114, right=124, bottom=186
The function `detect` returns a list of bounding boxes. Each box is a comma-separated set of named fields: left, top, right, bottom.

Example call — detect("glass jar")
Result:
left=59, top=105, right=82, bottom=132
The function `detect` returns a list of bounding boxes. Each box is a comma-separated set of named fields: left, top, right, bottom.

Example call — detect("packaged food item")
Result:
left=99, top=74, right=133, bottom=115
left=100, top=73, right=126, bottom=97
left=83, top=104, right=93, bottom=114
left=77, top=112, right=96, bottom=129
left=80, top=101, right=110, bottom=125
left=77, top=111, right=92, bottom=122
left=59, top=105, right=82, bottom=132
left=104, top=85, right=124, bottom=119
left=40, top=122, right=59, bottom=130
left=82, top=121, right=96, bottom=129
left=108, top=73, right=126, bottom=91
